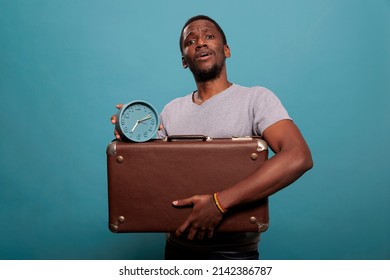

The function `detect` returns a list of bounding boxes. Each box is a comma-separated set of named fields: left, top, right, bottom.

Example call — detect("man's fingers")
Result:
left=197, top=227, right=209, bottom=240
left=175, top=220, right=191, bottom=237
left=187, top=227, right=198, bottom=240
left=197, top=230, right=205, bottom=240
left=172, top=197, right=195, bottom=207
left=111, top=104, right=123, bottom=123
left=176, top=224, right=215, bottom=240
left=111, top=104, right=123, bottom=139
left=173, top=195, right=219, bottom=240
left=207, top=228, right=214, bottom=239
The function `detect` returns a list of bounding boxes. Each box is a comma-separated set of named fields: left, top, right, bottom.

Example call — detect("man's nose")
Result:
left=196, top=37, right=207, bottom=49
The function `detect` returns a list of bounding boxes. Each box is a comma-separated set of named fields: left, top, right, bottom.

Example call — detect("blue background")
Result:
left=0, top=0, right=389, bottom=260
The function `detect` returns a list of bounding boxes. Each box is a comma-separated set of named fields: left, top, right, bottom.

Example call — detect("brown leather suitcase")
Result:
left=106, top=136, right=269, bottom=233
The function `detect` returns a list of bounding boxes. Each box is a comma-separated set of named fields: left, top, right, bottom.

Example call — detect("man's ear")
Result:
left=182, top=57, right=188, bottom=69
left=224, top=45, right=231, bottom=58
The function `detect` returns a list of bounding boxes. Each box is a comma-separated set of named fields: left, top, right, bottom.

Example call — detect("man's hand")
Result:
left=172, top=195, right=223, bottom=240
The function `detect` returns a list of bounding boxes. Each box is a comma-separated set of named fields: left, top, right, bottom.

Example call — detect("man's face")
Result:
left=181, top=19, right=230, bottom=82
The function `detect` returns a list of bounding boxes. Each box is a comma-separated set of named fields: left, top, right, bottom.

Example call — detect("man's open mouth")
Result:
left=196, top=50, right=213, bottom=59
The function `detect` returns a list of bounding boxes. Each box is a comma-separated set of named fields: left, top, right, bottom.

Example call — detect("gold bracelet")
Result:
left=213, top=192, right=227, bottom=214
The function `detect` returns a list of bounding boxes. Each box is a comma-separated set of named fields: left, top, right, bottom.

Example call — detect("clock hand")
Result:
left=131, top=120, right=139, bottom=132
left=138, top=114, right=152, bottom=123
left=131, top=114, right=152, bottom=132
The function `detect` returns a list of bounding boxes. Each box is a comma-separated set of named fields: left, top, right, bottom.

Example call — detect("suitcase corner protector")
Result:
left=258, top=223, right=269, bottom=232
left=109, top=223, right=119, bottom=233
left=256, top=139, right=268, bottom=152
left=109, top=216, right=126, bottom=233
left=106, top=141, right=117, bottom=156
left=249, top=216, right=269, bottom=232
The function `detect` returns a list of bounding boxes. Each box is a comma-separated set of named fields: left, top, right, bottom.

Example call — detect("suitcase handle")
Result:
left=164, top=135, right=211, bottom=142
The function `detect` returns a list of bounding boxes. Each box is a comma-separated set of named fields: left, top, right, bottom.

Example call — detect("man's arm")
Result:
left=173, top=119, right=313, bottom=239
left=218, top=119, right=313, bottom=209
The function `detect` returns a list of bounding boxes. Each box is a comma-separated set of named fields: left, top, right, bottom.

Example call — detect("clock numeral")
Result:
left=144, top=132, right=148, bottom=138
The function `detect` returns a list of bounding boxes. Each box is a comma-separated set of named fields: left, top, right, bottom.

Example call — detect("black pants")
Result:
left=165, top=242, right=259, bottom=260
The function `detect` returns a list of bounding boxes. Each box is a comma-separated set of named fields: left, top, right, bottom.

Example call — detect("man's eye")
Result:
left=187, top=39, right=195, bottom=46
left=206, top=35, right=215, bottom=39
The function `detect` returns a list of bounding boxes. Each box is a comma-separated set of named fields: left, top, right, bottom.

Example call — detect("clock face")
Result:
left=116, top=101, right=159, bottom=142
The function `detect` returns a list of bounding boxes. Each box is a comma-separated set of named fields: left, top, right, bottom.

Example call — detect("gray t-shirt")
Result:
left=158, top=83, right=291, bottom=139
left=157, top=83, right=291, bottom=252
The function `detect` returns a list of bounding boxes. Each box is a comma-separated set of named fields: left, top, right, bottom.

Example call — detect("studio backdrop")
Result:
left=0, top=0, right=389, bottom=259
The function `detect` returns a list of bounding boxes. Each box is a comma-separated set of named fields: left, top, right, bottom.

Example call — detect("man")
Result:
left=112, top=15, right=313, bottom=260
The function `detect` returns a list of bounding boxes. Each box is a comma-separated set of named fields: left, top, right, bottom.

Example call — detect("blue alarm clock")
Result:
left=115, top=100, right=160, bottom=142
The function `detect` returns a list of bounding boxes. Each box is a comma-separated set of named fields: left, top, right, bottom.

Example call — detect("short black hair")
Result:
left=179, top=15, right=227, bottom=53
